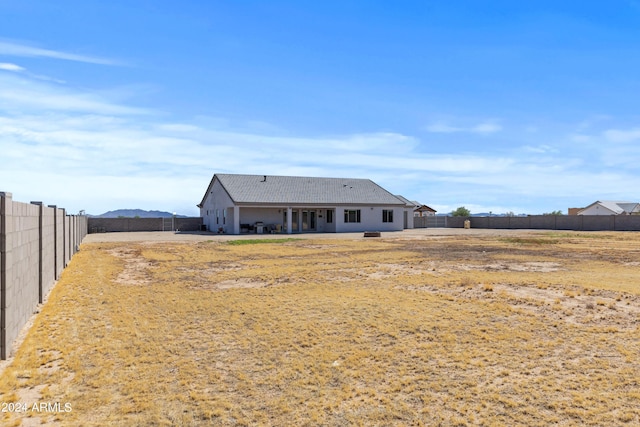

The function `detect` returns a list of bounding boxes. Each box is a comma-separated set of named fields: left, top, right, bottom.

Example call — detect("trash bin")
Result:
left=464, top=220, right=471, bottom=229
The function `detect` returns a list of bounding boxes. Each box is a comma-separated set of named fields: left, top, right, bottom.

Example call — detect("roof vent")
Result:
left=261, top=175, right=267, bottom=182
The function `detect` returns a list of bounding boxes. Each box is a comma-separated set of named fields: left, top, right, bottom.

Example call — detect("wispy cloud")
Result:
left=0, top=62, right=25, bottom=72
left=0, top=65, right=636, bottom=216
left=0, top=73, right=149, bottom=115
left=570, top=134, right=591, bottom=142
left=425, top=120, right=502, bottom=134
left=522, top=144, right=558, bottom=154
left=471, top=123, right=502, bottom=134
left=424, top=123, right=461, bottom=133
left=603, top=127, right=640, bottom=143
left=0, top=39, right=121, bottom=66
left=0, top=61, right=66, bottom=83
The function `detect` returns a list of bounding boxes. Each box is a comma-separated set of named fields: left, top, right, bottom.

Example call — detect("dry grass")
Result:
left=1, top=231, right=639, bottom=426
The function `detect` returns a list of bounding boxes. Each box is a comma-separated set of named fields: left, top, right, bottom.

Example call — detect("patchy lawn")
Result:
left=1, top=232, right=639, bottom=426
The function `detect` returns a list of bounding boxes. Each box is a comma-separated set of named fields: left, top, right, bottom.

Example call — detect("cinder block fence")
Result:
left=88, top=216, right=203, bottom=233
left=444, top=215, right=640, bottom=231
left=0, top=192, right=87, bottom=360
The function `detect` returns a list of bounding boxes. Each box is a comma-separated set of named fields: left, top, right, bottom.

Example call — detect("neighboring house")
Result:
left=414, top=204, right=437, bottom=217
left=567, top=208, right=582, bottom=216
left=577, top=201, right=640, bottom=216
left=198, top=173, right=412, bottom=234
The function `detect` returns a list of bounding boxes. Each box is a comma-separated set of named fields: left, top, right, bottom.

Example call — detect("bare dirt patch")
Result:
left=106, top=247, right=153, bottom=285
left=448, top=260, right=563, bottom=272
left=199, top=278, right=270, bottom=290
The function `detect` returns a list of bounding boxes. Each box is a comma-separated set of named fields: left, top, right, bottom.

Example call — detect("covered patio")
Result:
left=231, top=206, right=336, bottom=234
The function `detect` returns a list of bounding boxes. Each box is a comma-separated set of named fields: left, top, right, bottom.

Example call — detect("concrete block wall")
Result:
left=445, top=215, right=640, bottom=231
left=88, top=217, right=203, bottom=233
left=613, top=215, right=640, bottom=231
left=1, top=193, right=87, bottom=360
left=529, top=215, right=557, bottom=229
left=41, top=205, right=56, bottom=299
left=53, top=207, right=65, bottom=279
left=65, top=215, right=72, bottom=266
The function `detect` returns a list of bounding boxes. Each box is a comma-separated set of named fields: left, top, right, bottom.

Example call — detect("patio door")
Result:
left=302, top=210, right=316, bottom=231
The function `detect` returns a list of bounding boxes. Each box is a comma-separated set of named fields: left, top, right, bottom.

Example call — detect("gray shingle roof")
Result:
left=395, top=194, right=418, bottom=207
left=616, top=202, right=640, bottom=214
left=211, top=174, right=405, bottom=206
left=580, top=201, right=640, bottom=215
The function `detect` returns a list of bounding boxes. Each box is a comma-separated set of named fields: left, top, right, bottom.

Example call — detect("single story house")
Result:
left=395, top=195, right=420, bottom=214
left=414, top=204, right=437, bottom=217
left=197, top=173, right=414, bottom=234
left=577, top=201, right=640, bottom=215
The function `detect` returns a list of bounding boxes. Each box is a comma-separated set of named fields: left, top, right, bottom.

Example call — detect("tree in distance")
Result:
left=451, top=206, right=471, bottom=217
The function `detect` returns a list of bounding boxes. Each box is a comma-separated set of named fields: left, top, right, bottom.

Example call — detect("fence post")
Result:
left=62, top=208, right=67, bottom=267
left=31, top=202, right=44, bottom=303
left=48, top=206, right=58, bottom=279
left=0, top=192, right=13, bottom=360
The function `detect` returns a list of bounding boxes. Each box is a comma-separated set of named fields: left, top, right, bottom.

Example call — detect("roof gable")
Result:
left=579, top=200, right=639, bottom=215
left=415, top=204, right=437, bottom=213
left=617, top=202, right=640, bottom=213
left=205, top=174, right=405, bottom=206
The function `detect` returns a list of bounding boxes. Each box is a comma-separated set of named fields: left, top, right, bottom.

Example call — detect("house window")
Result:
left=344, top=209, right=361, bottom=223
left=216, top=209, right=219, bottom=225
left=223, top=209, right=226, bottom=225
left=326, top=210, right=333, bottom=223
left=382, top=209, right=394, bottom=223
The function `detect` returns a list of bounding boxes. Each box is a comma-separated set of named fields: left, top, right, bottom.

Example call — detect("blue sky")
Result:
left=2, top=1, right=640, bottom=216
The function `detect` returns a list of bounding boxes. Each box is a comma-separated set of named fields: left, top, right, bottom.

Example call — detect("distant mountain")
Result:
left=93, top=209, right=189, bottom=218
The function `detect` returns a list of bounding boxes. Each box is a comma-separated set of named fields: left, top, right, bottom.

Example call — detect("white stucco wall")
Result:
left=200, top=179, right=235, bottom=232
left=335, top=207, right=403, bottom=232
left=403, top=208, right=414, bottom=229
left=579, top=205, right=617, bottom=215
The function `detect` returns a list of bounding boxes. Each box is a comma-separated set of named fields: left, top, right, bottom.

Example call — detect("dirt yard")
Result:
left=1, top=230, right=639, bottom=426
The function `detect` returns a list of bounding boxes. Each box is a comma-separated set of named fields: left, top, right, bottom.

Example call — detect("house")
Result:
left=197, top=173, right=413, bottom=234
left=577, top=201, right=640, bottom=216
left=394, top=195, right=422, bottom=224
left=567, top=208, right=582, bottom=216
left=413, top=204, right=437, bottom=217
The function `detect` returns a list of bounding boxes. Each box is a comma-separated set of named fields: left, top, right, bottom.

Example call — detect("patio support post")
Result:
left=286, top=207, right=292, bottom=234
left=233, top=206, right=240, bottom=235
